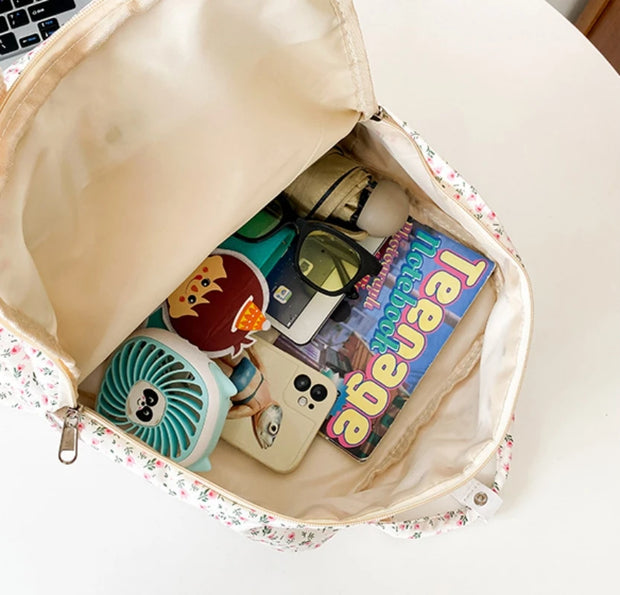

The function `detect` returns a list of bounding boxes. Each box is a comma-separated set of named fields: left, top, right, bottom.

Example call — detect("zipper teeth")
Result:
left=81, top=406, right=268, bottom=514
left=76, top=405, right=499, bottom=528
left=377, top=111, right=522, bottom=261
left=80, top=404, right=486, bottom=527
left=79, top=405, right=367, bottom=528
left=33, top=70, right=528, bottom=524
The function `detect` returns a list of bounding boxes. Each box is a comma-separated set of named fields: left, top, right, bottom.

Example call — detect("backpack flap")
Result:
left=0, top=0, right=376, bottom=395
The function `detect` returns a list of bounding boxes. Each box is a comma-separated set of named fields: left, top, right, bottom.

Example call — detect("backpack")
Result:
left=0, top=0, right=532, bottom=551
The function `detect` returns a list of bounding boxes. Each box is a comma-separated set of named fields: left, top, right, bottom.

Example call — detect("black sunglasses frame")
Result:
left=235, top=194, right=382, bottom=297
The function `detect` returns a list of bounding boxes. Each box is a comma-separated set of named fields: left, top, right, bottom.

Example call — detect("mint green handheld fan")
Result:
left=97, top=328, right=236, bottom=472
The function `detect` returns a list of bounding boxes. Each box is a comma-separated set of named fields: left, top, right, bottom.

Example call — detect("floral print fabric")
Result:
left=0, top=325, right=67, bottom=413
left=389, top=109, right=520, bottom=260
left=47, top=407, right=515, bottom=549
left=46, top=411, right=340, bottom=551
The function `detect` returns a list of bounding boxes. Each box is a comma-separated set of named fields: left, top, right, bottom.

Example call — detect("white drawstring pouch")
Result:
left=0, top=0, right=532, bottom=551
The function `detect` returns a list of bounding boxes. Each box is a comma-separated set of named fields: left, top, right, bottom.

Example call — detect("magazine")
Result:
left=275, top=218, right=495, bottom=461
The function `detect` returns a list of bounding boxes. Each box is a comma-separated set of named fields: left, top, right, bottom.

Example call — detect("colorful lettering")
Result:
left=345, top=372, right=389, bottom=417
left=332, top=226, right=491, bottom=451
left=405, top=298, right=444, bottom=333
left=371, top=353, right=408, bottom=389
left=438, top=250, right=488, bottom=287
left=325, top=407, right=371, bottom=448
left=423, top=270, right=462, bottom=305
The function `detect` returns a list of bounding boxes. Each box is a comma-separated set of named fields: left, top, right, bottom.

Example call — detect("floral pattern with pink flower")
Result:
left=0, top=324, right=69, bottom=413
left=384, top=109, right=522, bottom=260
left=373, top=433, right=515, bottom=540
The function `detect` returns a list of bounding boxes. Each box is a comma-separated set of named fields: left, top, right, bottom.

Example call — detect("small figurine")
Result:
left=283, top=147, right=410, bottom=238
left=216, top=350, right=283, bottom=450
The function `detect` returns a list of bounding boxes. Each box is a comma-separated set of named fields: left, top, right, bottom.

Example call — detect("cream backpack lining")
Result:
left=0, top=0, right=531, bottom=525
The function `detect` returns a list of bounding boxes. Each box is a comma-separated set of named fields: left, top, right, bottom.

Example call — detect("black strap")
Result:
left=349, top=179, right=377, bottom=227
left=306, top=167, right=360, bottom=219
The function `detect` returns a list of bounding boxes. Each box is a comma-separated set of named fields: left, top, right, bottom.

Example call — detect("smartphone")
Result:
left=220, top=338, right=337, bottom=473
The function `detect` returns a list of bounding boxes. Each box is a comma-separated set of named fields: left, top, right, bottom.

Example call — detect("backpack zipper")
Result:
left=57, top=406, right=80, bottom=464
left=53, top=393, right=511, bottom=529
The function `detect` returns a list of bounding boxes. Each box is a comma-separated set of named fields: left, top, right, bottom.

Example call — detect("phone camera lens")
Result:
left=310, top=384, right=327, bottom=402
left=294, top=374, right=311, bottom=391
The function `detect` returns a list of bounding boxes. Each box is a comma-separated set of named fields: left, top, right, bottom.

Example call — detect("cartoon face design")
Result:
left=126, top=381, right=166, bottom=427
left=167, top=250, right=270, bottom=358
left=168, top=255, right=227, bottom=319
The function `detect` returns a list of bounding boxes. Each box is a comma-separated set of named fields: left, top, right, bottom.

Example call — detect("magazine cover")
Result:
left=275, top=218, right=495, bottom=461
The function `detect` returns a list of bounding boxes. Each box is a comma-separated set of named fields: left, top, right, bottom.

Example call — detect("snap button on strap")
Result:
left=452, top=479, right=503, bottom=521
left=473, top=491, right=488, bottom=506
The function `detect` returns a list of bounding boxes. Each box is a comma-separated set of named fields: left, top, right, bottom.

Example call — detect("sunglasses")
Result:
left=235, top=194, right=382, bottom=297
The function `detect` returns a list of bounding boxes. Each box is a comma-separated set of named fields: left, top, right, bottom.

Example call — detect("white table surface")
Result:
left=1, top=1, right=619, bottom=593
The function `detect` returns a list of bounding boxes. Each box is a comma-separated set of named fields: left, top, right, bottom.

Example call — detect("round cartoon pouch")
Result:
left=164, top=249, right=270, bottom=358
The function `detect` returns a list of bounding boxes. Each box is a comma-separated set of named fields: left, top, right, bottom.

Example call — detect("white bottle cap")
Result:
left=356, top=179, right=410, bottom=237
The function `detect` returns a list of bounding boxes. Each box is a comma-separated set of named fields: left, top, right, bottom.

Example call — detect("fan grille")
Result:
left=97, top=337, right=209, bottom=461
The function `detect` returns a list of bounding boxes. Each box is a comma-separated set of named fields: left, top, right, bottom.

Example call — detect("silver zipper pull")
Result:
left=58, top=407, right=80, bottom=465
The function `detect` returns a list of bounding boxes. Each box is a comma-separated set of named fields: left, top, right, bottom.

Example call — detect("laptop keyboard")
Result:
left=0, top=0, right=80, bottom=60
